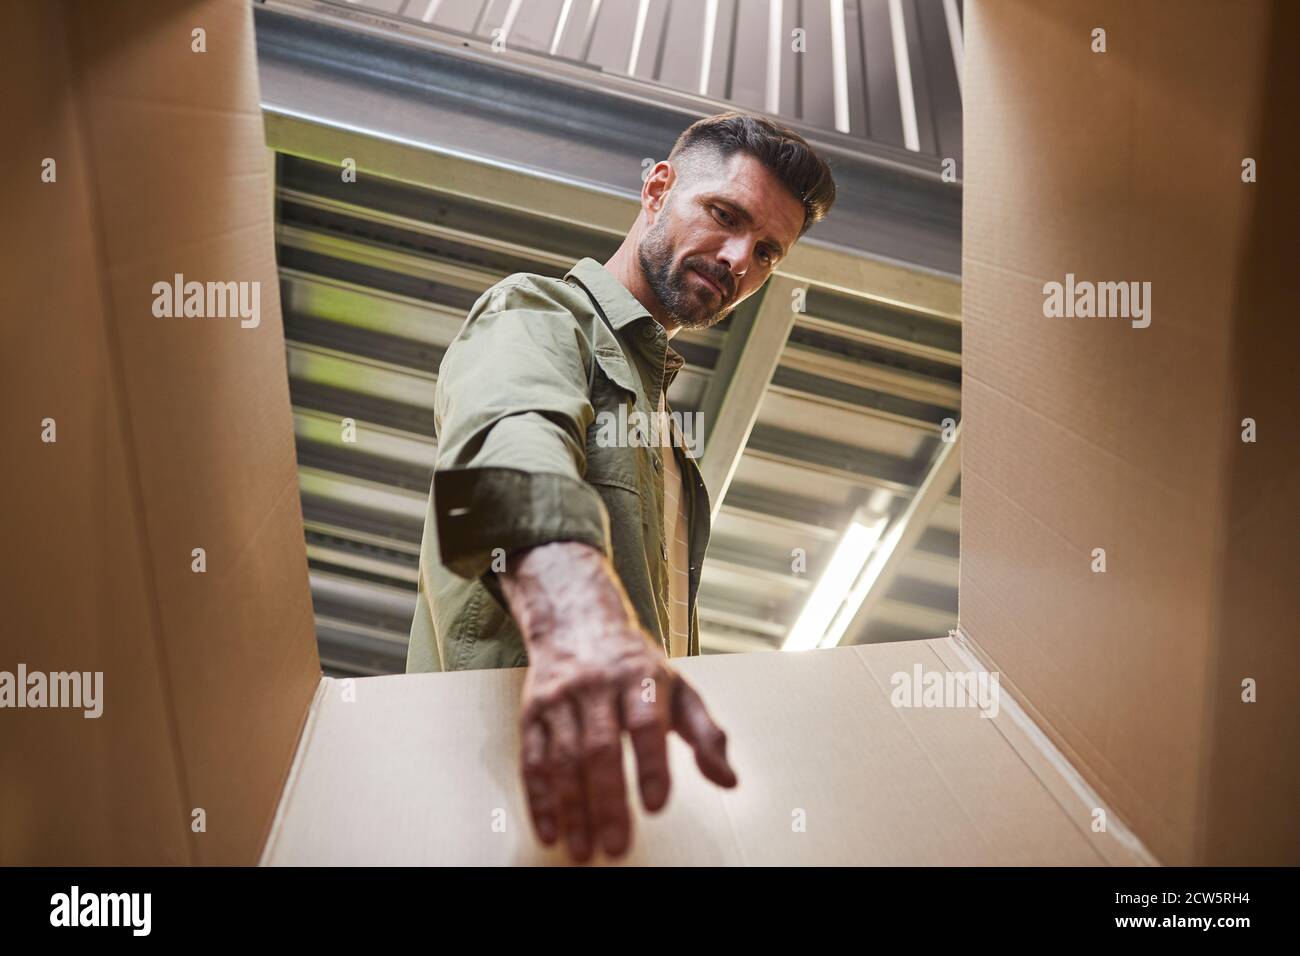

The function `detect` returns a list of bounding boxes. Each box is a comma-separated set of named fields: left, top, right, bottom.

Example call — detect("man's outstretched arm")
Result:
left=501, top=540, right=736, bottom=862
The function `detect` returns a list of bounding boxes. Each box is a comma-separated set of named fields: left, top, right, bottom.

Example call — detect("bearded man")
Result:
left=408, top=111, right=836, bottom=862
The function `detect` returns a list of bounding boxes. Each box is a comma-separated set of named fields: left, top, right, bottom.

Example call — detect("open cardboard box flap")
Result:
left=2, top=0, right=319, bottom=867
left=959, top=0, right=1300, bottom=866
left=260, top=637, right=1153, bottom=866
left=4, top=0, right=1295, bottom=867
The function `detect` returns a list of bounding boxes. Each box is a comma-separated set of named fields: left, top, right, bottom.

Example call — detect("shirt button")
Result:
left=661, top=540, right=669, bottom=560
left=652, top=455, right=661, bottom=471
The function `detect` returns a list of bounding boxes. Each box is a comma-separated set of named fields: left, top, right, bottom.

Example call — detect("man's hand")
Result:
left=499, top=540, right=737, bottom=863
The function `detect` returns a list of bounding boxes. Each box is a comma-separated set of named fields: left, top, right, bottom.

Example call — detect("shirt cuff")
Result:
left=434, top=467, right=612, bottom=585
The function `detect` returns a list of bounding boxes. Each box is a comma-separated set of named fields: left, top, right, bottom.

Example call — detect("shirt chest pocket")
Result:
left=585, top=345, right=655, bottom=499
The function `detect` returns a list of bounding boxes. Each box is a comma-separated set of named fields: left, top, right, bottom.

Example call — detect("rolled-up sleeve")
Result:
left=432, top=278, right=611, bottom=581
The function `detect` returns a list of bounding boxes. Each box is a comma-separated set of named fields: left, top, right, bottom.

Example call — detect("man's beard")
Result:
left=637, top=220, right=736, bottom=331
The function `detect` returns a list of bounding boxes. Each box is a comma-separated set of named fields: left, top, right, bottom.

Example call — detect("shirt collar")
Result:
left=564, top=257, right=653, bottom=331
left=565, top=257, right=688, bottom=388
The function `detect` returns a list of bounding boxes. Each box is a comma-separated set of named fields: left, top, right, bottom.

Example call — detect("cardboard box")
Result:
left=961, top=0, right=1300, bottom=866
left=3, top=0, right=1293, bottom=866
left=0, top=0, right=319, bottom=866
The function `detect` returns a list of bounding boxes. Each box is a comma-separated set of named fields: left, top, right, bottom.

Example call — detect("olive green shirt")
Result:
left=406, top=257, right=712, bottom=672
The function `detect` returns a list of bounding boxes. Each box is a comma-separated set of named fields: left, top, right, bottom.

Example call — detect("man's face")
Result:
left=637, top=151, right=806, bottom=331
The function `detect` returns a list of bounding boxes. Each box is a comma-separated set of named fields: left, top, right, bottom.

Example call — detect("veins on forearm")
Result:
left=499, top=541, right=628, bottom=645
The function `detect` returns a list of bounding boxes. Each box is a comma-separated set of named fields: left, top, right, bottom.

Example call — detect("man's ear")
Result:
left=642, top=160, right=676, bottom=218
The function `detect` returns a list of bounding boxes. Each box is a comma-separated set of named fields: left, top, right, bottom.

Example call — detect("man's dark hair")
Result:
left=668, top=111, right=836, bottom=235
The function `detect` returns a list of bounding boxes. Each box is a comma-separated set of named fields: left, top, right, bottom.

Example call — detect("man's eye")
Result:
left=757, top=247, right=773, bottom=266
left=711, top=205, right=734, bottom=226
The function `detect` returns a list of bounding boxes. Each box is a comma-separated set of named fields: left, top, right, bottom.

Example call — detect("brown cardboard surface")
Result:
left=1, top=4, right=189, bottom=866
left=1202, top=0, right=1300, bottom=862
left=962, top=0, right=1299, bottom=865
left=0, top=0, right=320, bottom=865
left=261, top=640, right=1153, bottom=866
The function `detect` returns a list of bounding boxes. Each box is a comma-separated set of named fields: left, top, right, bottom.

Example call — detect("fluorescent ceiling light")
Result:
left=783, top=508, right=889, bottom=652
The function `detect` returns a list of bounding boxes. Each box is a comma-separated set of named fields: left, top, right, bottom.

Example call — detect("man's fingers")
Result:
left=520, top=719, right=557, bottom=845
left=577, top=687, right=631, bottom=857
left=543, top=699, right=593, bottom=862
left=672, top=678, right=738, bottom=788
left=621, top=679, right=671, bottom=812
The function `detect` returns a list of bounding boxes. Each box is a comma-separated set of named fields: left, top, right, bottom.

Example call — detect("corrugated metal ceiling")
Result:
left=255, top=0, right=964, bottom=676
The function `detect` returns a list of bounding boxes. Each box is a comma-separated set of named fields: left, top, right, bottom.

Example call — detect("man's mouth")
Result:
left=691, top=268, right=727, bottom=300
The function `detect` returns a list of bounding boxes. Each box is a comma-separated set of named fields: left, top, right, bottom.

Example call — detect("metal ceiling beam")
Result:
left=800, top=285, right=962, bottom=359
left=307, top=540, right=419, bottom=585
left=315, top=619, right=410, bottom=677
left=277, top=223, right=501, bottom=293
left=743, top=425, right=921, bottom=497
left=304, top=517, right=420, bottom=556
left=829, top=424, right=964, bottom=646
left=898, top=549, right=961, bottom=588
left=309, top=568, right=418, bottom=627
left=699, top=629, right=782, bottom=656
left=767, top=369, right=957, bottom=430
left=281, top=269, right=467, bottom=346
left=698, top=275, right=800, bottom=520
left=873, top=598, right=960, bottom=637
left=716, top=503, right=839, bottom=545
left=701, top=557, right=811, bottom=597
left=698, top=605, right=788, bottom=641
left=294, top=407, right=436, bottom=467
left=779, top=341, right=962, bottom=408
left=795, top=312, right=961, bottom=367
left=298, top=466, right=427, bottom=526
left=277, top=186, right=578, bottom=271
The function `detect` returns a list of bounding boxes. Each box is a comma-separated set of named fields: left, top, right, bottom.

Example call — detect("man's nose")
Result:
left=716, top=237, right=752, bottom=284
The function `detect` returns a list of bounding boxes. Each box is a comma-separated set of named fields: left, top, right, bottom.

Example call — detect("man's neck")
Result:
left=603, top=240, right=681, bottom=339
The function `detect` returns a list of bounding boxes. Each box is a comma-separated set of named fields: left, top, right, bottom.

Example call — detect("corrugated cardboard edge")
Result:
left=939, top=631, right=1160, bottom=866
left=257, top=676, right=333, bottom=867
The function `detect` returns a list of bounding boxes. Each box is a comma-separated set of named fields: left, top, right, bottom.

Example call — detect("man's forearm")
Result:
left=498, top=541, right=641, bottom=649
left=500, top=541, right=736, bottom=864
